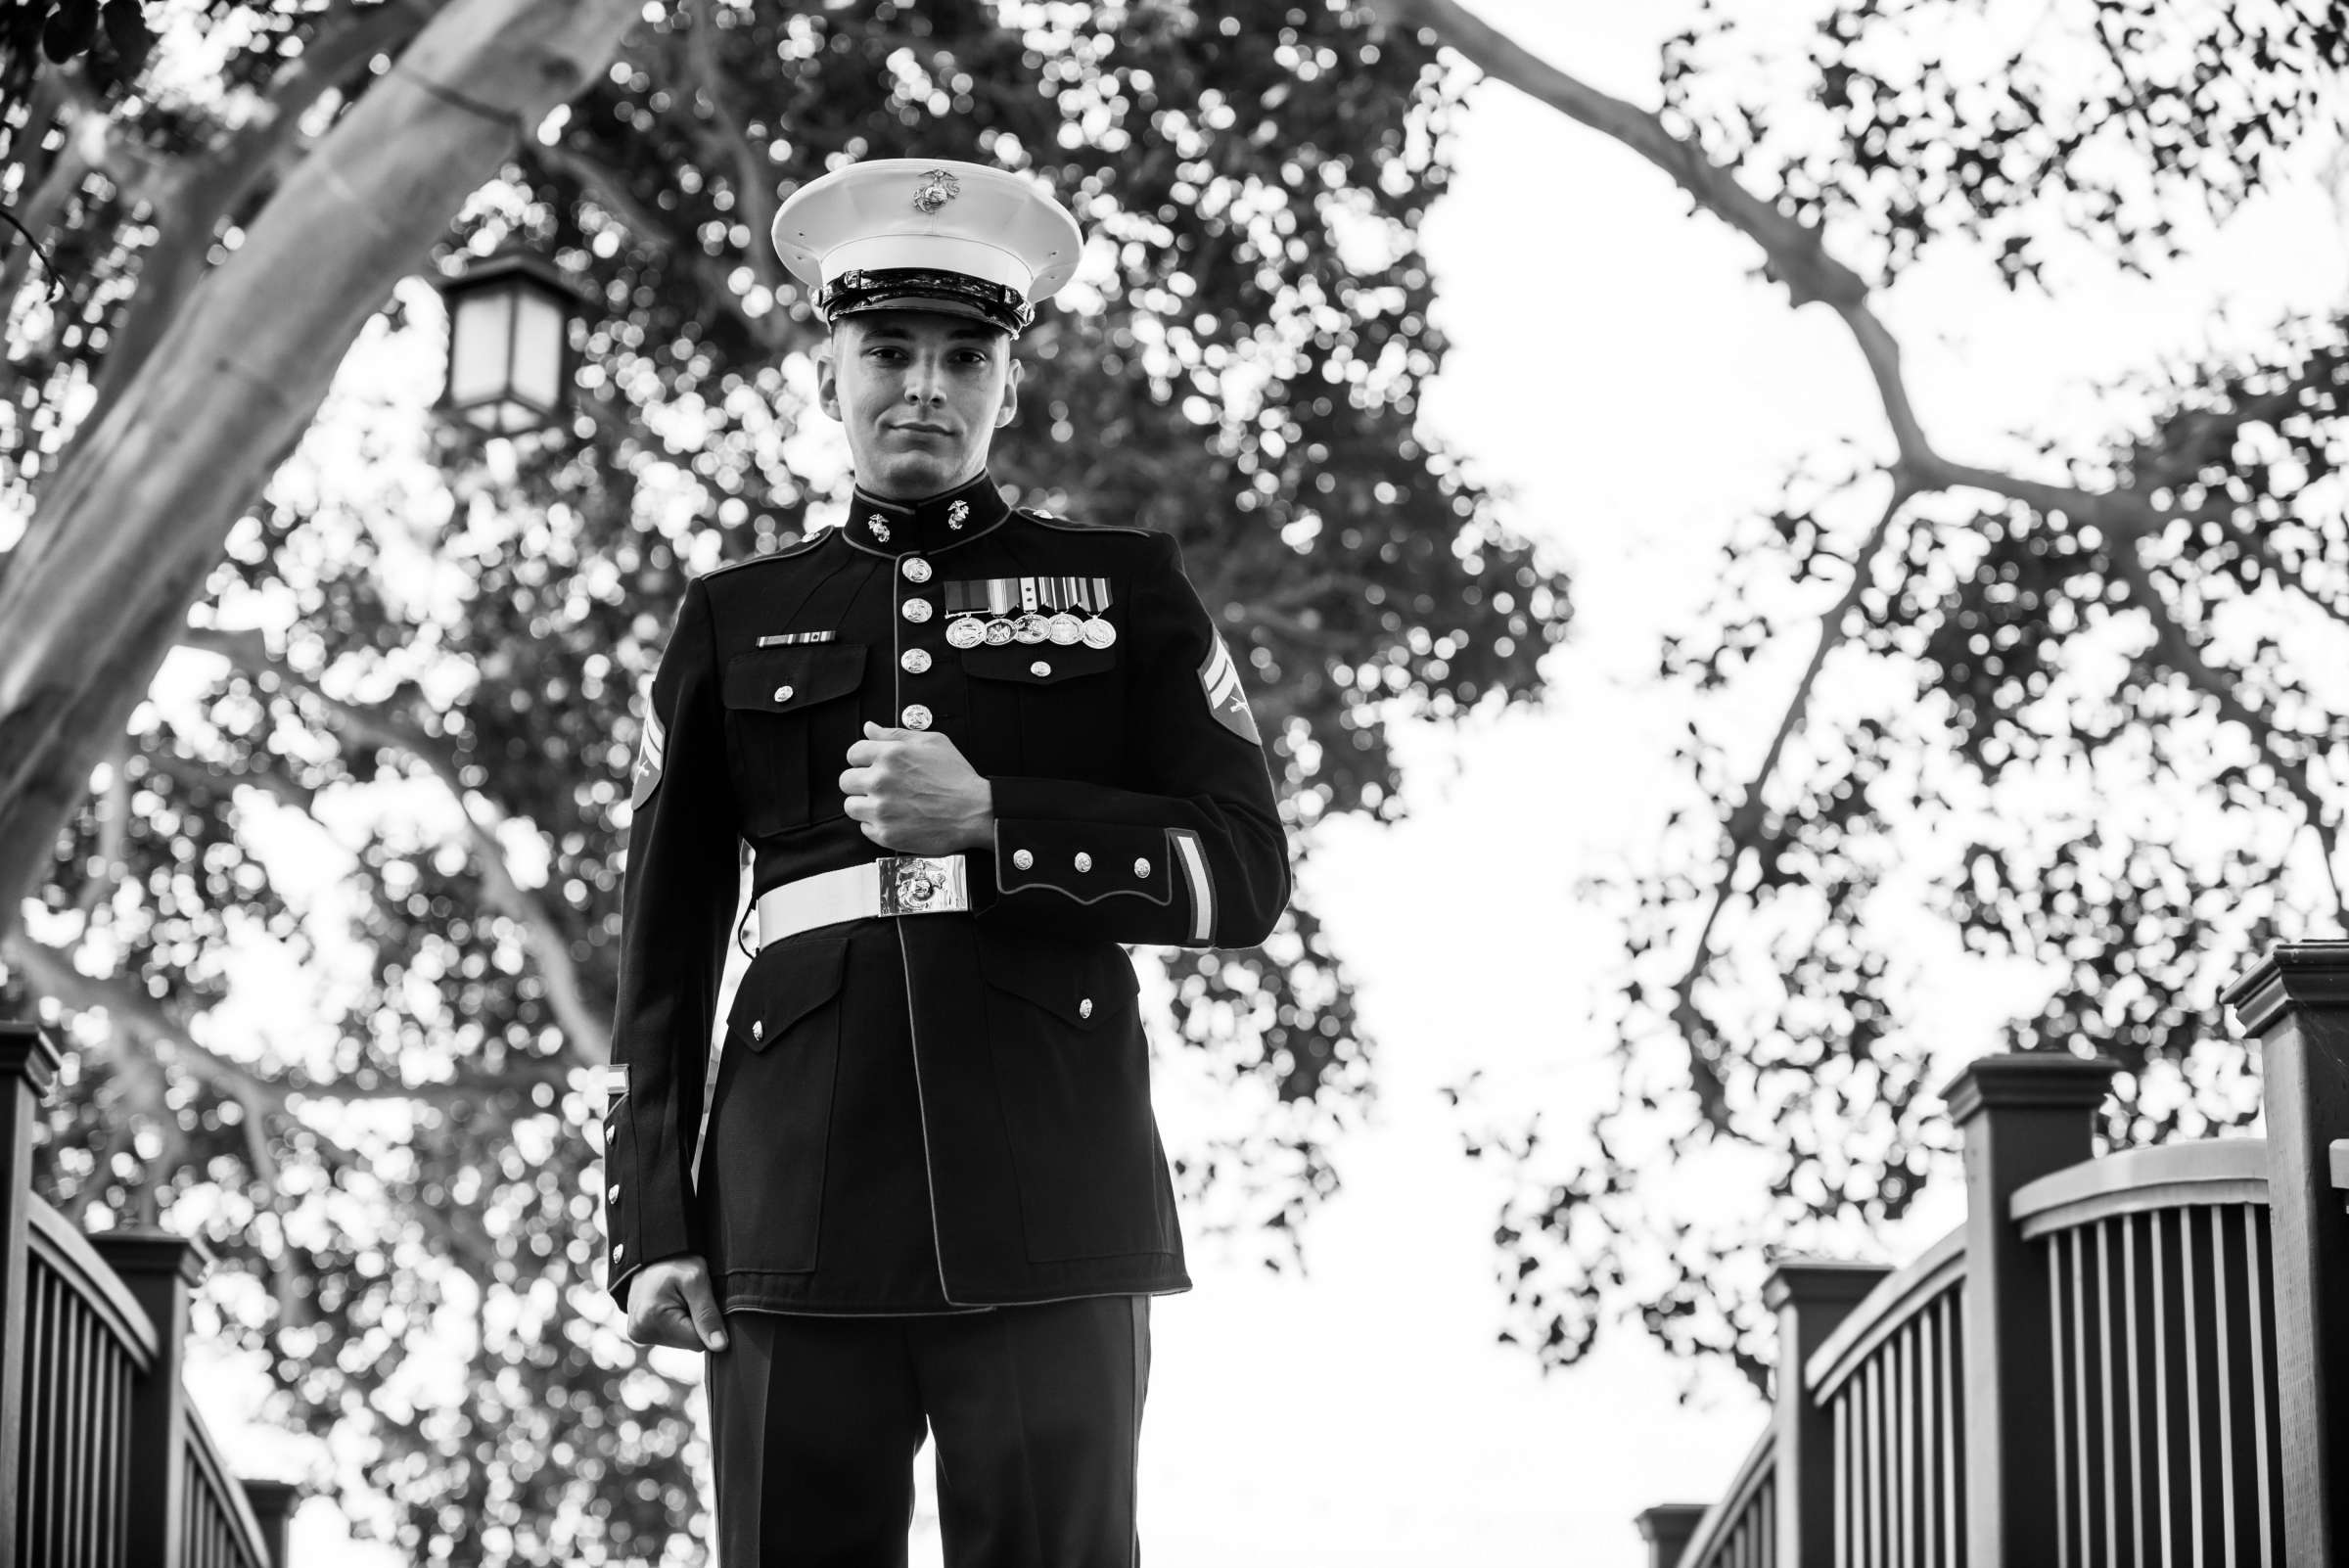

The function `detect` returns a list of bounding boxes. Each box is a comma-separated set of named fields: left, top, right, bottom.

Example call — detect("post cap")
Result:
left=2222, top=941, right=2349, bottom=1037
left=0, top=1020, right=63, bottom=1097
left=1763, top=1257, right=1894, bottom=1312
left=1634, top=1502, right=1711, bottom=1542
left=89, top=1226, right=214, bottom=1287
left=1942, top=1050, right=2119, bottom=1125
left=239, top=1477, right=299, bottom=1512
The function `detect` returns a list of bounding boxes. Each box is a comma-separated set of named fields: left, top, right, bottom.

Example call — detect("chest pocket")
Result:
left=959, top=641, right=1122, bottom=781
left=722, top=643, right=867, bottom=837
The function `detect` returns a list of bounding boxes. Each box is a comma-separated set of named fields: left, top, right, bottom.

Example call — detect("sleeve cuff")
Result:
left=992, top=818, right=1177, bottom=909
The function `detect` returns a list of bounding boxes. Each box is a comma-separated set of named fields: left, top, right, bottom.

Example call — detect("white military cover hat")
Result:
left=771, top=159, right=1083, bottom=337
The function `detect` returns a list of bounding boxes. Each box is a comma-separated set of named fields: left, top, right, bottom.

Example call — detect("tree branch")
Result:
left=180, top=624, right=614, bottom=1067
left=1668, top=484, right=1911, bottom=1129
left=1377, top=0, right=2221, bottom=550
left=1373, top=0, right=1939, bottom=468
left=5, top=934, right=507, bottom=1280
left=72, top=741, right=129, bottom=922
left=1392, top=0, right=2349, bottom=1062
left=0, top=72, right=116, bottom=321
left=2110, top=541, right=2345, bottom=909
left=88, top=0, right=446, bottom=421
left=680, top=0, right=788, bottom=299
left=531, top=135, right=798, bottom=356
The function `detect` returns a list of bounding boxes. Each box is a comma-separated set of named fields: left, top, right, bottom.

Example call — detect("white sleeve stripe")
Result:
left=1172, top=829, right=1213, bottom=943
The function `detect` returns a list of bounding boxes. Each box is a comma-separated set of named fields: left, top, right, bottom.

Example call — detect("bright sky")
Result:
left=179, top=2, right=2349, bottom=1563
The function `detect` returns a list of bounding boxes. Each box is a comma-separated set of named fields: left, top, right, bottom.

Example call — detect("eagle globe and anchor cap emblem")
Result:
left=913, top=168, right=962, bottom=213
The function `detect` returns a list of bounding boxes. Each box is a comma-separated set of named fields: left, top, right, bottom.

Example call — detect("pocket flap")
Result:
left=960, top=641, right=1117, bottom=687
left=977, top=927, right=1138, bottom=1030
left=731, top=936, right=850, bottom=1050
left=723, top=644, right=867, bottom=713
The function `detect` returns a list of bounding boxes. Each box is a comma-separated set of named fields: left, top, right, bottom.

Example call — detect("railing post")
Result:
left=1634, top=1503, right=1708, bottom=1568
left=92, top=1228, right=210, bottom=1568
left=0, top=1022, right=63, bottom=1568
left=241, top=1478, right=299, bottom=1568
left=1944, top=1049, right=2117, bottom=1568
left=2224, top=940, right=2349, bottom=1567
left=1767, top=1258, right=1892, bottom=1568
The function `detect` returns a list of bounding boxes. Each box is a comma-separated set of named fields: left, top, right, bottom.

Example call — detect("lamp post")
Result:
left=433, top=248, right=580, bottom=438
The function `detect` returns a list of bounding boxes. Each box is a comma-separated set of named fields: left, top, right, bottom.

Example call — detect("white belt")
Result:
left=756, top=854, right=971, bottom=948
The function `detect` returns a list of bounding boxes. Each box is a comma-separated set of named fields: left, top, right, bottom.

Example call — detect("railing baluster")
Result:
left=2244, top=1204, right=2277, bottom=1568
left=1853, top=1368, right=1868, bottom=1568
left=1919, top=1310, right=1937, bottom=1567
left=101, top=1344, right=120, bottom=1568
left=2184, top=1204, right=2207, bottom=1567
left=2073, top=1227, right=2094, bottom=1568
left=1878, top=1353, right=1894, bottom=1568
left=2155, top=1204, right=2177, bottom=1568
left=1888, top=1323, right=1907, bottom=1568
left=2114, top=1221, right=2133, bottom=1558
left=2211, top=1204, right=2238, bottom=1567
left=1860, top=1361, right=1876, bottom=1568
left=1942, top=1293, right=1963, bottom=1568
left=27, top=1268, right=54, bottom=1568
left=2085, top=1225, right=2104, bottom=1568
left=1836, top=1391, right=1851, bottom=1568
left=66, top=1296, right=85, bottom=1568
left=2125, top=1212, right=2146, bottom=1568
left=1883, top=1333, right=1898, bottom=1568
left=2052, top=1233, right=2071, bottom=1568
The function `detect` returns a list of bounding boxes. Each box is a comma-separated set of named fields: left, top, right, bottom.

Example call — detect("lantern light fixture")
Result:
left=433, top=247, right=580, bottom=438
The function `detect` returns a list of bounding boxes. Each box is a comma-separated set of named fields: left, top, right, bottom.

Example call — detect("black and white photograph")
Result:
left=2, top=1, right=2347, bottom=1563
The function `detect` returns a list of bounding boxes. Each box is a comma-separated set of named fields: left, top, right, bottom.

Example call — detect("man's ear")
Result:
left=996, top=356, right=1022, bottom=429
left=815, top=338, right=843, bottom=422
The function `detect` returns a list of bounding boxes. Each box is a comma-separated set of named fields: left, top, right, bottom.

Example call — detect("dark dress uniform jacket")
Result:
left=603, top=472, right=1290, bottom=1316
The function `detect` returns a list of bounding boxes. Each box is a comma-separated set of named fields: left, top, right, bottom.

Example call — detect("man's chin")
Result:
left=861, top=454, right=972, bottom=499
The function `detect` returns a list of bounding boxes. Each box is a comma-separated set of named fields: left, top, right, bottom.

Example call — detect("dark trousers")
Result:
left=706, top=1296, right=1150, bottom=1568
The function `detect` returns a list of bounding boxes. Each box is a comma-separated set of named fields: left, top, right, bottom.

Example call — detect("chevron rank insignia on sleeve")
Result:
left=1197, top=632, right=1261, bottom=744
left=629, top=708, right=667, bottom=809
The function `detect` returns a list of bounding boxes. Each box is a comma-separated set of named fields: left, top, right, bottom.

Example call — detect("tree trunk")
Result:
left=0, top=0, right=647, bottom=945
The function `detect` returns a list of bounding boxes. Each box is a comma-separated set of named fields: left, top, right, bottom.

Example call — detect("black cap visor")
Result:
left=816, top=268, right=1032, bottom=336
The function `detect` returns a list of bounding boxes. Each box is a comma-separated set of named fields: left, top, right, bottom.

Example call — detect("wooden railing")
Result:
left=2017, top=1140, right=2282, bottom=1565
left=0, top=1022, right=297, bottom=1568
left=18, top=1199, right=153, bottom=1563
left=1637, top=940, right=2349, bottom=1568
left=1807, top=1227, right=1966, bottom=1567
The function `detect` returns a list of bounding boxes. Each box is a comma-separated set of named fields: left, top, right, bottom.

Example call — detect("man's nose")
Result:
left=903, top=357, right=946, bottom=404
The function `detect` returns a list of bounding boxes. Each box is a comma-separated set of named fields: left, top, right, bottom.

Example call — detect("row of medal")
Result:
left=939, top=575, right=1118, bottom=650
left=944, top=611, right=1117, bottom=649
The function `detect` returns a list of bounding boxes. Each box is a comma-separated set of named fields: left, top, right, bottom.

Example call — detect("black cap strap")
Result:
left=815, top=268, right=1033, bottom=335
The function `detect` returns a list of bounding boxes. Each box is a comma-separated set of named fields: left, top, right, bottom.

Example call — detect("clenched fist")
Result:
left=840, top=723, right=995, bottom=853
left=627, top=1254, right=729, bottom=1353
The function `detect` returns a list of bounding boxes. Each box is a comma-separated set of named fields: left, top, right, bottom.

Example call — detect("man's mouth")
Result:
left=891, top=424, right=952, bottom=438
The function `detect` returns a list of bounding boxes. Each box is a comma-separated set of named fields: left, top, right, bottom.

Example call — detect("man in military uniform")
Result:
left=602, top=158, right=1290, bottom=1566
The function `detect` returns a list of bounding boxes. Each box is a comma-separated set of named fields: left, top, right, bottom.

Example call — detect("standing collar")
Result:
left=843, top=470, right=1013, bottom=556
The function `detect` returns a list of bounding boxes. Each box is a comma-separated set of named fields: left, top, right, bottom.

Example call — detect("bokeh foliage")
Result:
left=1, top=0, right=1567, bottom=1558
left=1478, top=0, right=2349, bottom=1391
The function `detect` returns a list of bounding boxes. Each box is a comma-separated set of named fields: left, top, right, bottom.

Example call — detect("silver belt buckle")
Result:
left=878, top=854, right=968, bottom=916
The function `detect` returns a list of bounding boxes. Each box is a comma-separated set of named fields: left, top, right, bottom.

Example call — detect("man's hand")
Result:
left=627, top=1255, right=730, bottom=1353
left=841, top=723, right=995, bottom=853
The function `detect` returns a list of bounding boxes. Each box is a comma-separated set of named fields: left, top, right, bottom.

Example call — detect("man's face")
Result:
left=818, top=310, right=1020, bottom=498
